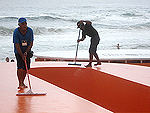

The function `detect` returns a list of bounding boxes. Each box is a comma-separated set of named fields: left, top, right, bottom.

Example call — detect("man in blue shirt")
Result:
left=13, top=17, right=34, bottom=89
left=77, top=20, right=101, bottom=67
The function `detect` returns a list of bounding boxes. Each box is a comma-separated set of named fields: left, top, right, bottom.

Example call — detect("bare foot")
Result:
left=85, top=64, right=92, bottom=67
left=94, top=62, right=101, bottom=66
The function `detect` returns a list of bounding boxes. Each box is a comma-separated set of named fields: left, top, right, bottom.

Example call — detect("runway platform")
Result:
left=34, top=50, right=150, bottom=63
left=0, top=62, right=150, bottom=112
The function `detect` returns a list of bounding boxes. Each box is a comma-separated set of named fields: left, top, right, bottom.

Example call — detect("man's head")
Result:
left=18, top=17, right=27, bottom=30
left=77, top=21, right=84, bottom=29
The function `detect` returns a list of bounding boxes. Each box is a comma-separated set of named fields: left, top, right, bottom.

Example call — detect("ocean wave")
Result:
left=1, top=22, right=150, bottom=36
left=0, top=15, right=77, bottom=23
left=0, top=26, right=14, bottom=36
left=0, top=26, right=69, bottom=36
left=30, top=15, right=77, bottom=22
left=0, top=16, right=18, bottom=20
left=32, top=27, right=66, bottom=35
left=0, top=15, right=150, bottom=36
left=122, top=13, right=143, bottom=17
left=131, top=22, right=150, bottom=29
left=96, top=22, right=150, bottom=30
left=28, top=15, right=62, bottom=21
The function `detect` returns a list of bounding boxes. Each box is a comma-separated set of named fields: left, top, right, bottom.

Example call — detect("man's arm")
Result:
left=25, top=41, right=33, bottom=53
left=77, top=36, right=86, bottom=42
left=79, top=20, right=92, bottom=25
left=15, top=41, right=33, bottom=60
left=15, top=43, right=25, bottom=60
left=83, top=20, right=92, bottom=25
left=24, top=41, right=33, bottom=56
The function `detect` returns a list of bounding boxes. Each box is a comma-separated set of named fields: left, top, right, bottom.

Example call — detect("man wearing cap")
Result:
left=13, top=17, right=34, bottom=89
left=77, top=20, right=101, bottom=67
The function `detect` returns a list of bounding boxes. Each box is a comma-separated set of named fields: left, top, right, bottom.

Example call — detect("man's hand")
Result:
left=23, top=52, right=27, bottom=61
left=77, top=39, right=81, bottom=43
left=21, top=54, right=25, bottom=61
left=21, top=52, right=27, bottom=61
left=24, top=52, right=27, bottom=57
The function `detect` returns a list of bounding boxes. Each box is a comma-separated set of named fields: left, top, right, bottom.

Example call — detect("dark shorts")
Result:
left=15, top=53, right=30, bottom=70
left=89, top=35, right=100, bottom=53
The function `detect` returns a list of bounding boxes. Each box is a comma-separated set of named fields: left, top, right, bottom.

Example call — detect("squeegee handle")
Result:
left=75, top=29, right=81, bottom=63
left=24, top=58, right=32, bottom=89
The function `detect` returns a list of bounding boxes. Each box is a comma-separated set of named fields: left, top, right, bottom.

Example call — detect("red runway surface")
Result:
left=0, top=62, right=111, bottom=113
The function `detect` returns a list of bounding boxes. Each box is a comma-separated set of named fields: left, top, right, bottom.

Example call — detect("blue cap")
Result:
left=18, top=17, right=27, bottom=23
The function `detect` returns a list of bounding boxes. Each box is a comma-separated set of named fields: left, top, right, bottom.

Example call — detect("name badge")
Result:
left=22, top=40, right=27, bottom=46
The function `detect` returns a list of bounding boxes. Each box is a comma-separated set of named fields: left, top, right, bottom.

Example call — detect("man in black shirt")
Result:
left=77, top=20, right=101, bottom=67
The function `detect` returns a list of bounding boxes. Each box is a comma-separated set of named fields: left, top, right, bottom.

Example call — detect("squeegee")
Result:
left=68, top=26, right=81, bottom=66
left=16, top=58, right=47, bottom=96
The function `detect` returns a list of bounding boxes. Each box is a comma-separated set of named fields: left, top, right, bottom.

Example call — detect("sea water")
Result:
left=0, top=0, right=150, bottom=62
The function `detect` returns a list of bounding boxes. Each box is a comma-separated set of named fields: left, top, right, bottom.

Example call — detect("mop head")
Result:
left=68, top=63, right=81, bottom=66
left=16, top=89, right=47, bottom=96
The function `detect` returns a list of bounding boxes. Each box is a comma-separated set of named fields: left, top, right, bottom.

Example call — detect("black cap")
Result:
left=77, top=21, right=84, bottom=28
